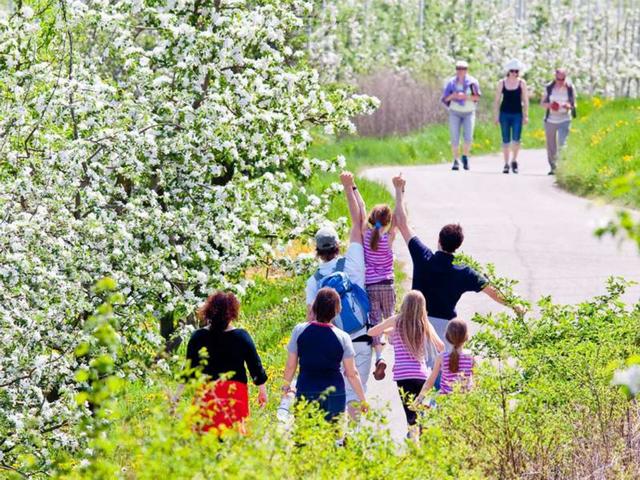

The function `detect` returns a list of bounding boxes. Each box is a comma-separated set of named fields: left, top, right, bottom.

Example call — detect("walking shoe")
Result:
left=451, top=159, right=460, bottom=171
left=503, top=164, right=510, bottom=174
left=511, top=161, right=519, bottom=174
left=373, top=359, right=387, bottom=380
left=548, top=169, right=555, bottom=175
left=461, top=155, right=469, bottom=170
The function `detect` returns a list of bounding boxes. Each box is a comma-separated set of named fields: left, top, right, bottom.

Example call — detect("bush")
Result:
left=353, top=70, right=447, bottom=137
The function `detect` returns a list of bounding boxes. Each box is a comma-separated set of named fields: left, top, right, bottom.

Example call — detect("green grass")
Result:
left=558, top=98, right=640, bottom=208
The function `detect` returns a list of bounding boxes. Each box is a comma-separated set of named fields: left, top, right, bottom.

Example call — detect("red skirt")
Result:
left=195, top=380, right=249, bottom=434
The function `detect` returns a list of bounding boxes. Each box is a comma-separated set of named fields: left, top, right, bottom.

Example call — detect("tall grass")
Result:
left=558, top=98, right=640, bottom=208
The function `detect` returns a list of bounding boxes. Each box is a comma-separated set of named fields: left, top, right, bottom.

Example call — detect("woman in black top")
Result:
left=186, top=291, right=267, bottom=433
left=493, top=59, right=529, bottom=174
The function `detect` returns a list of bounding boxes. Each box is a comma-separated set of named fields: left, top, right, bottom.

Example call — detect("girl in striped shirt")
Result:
left=362, top=204, right=396, bottom=380
left=417, top=319, right=475, bottom=400
left=368, top=291, right=444, bottom=436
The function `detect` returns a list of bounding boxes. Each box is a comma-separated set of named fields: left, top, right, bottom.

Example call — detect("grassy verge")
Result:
left=558, top=98, right=640, bottom=208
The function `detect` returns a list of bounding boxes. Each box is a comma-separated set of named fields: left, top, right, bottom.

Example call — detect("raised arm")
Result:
left=352, top=176, right=369, bottom=235
left=392, top=174, right=416, bottom=244
left=340, top=171, right=363, bottom=244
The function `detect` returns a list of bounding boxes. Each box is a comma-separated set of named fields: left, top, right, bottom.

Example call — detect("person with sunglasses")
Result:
left=541, top=68, right=577, bottom=175
left=441, top=60, right=481, bottom=171
left=493, top=59, right=529, bottom=174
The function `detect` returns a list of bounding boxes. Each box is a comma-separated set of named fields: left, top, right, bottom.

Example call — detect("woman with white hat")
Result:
left=441, top=60, right=481, bottom=171
left=493, top=59, right=529, bottom=174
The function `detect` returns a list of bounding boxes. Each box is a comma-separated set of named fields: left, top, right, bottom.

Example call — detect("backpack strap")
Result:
left=335, top=257, right=346, bottom=273
left=313, top=268, right=324, bottom=282
left=544, top=82, right=555, bottom=121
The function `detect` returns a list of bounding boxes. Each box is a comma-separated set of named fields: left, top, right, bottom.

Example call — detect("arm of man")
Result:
left=340, top=171, right=363, bottom=245
left=482, top=284, right=526, bottom=315
left=470, top=81, right=481, bottom=102
left=392, top=174, right=416, bottom=244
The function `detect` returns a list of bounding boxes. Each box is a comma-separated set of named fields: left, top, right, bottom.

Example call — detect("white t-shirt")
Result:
left=547, top=87, right=572, bottom=124
left=449, top=82, right=476, bottom=114
left=305, top=242, right=365, bottom=305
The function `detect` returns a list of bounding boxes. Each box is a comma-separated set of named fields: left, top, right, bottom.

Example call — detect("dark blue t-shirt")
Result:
left=287, top=322, right=355, bottom=396
left=409, top=236, right=488, bottom=320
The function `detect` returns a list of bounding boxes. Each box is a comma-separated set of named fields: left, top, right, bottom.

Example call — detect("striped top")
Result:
left=363, top=229, right=394, bottom=285
left=440, top=351, right=474, bottom=394
left=391, top=329, right=429, bottom=381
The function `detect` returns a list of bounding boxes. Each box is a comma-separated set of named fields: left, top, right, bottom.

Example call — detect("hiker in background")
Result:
left=391, top=174, right=524, bottom=365
left=541, top=68, right=577, bottom=175
left=441, top=60, right=481, bottom=171
left=185, top=291, right=267, bottom=434
left=493, top=59, right=530, bottom=174
left=416, top=319, right=475, bottom=402
left=305, top=171, right=373, bottom=418
left=368, top=291, right=444, bottom=438
left=283, top=288, right=368, bottom=421
left=361, top=203, right=396, bottom=381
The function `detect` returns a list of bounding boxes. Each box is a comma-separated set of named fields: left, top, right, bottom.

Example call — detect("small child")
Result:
left=417, top=319, right=474, bottom=400
left=362, top=204, right=396, bottom=380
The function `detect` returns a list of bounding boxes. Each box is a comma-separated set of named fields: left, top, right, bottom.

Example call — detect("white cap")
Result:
left=504, top=58, right=525, bottom=73
left=455, top=60, right=469, bottom=69
left=315, top=226, right=339, bottom=251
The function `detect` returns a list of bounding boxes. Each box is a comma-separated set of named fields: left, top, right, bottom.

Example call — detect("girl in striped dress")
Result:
left=362, top=204, right=396, bottom=380
left=417, top=319, right=474, bottom=400
left=368, top=291, right=444, bottom=435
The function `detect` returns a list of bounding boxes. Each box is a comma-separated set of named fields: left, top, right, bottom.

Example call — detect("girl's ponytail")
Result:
left=367, top=205, right=392, bottom=251
left=445, top=319, right=469, bottom=374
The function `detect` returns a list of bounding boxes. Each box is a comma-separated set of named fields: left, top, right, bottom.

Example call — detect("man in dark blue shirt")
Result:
left=391, top=174, right=522, bottom=360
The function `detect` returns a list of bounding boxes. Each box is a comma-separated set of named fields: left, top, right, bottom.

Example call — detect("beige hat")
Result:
left=455, top=60, right=469, bottom=69
left=315, top=226, right=339, bottom=251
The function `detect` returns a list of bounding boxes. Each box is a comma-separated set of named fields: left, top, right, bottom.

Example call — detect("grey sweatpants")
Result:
left=449, top=111, right=475, bottom=147
left=544, top=120, right=571, bottom=170
left=426, top=316, right=452, bottom=369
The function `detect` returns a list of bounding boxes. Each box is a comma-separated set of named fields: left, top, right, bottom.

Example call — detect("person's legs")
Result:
left=510, top=113, right=523, bottom=172
left=461, top=112, right=475, bottom=169
left=426, top=316, right=451, bottom=391
left=544, top=121, right=560, bottom=173
left=344, top=341, right=372, bottom=419
left=499, top=112, right=512, bottom=171
left=449, top=111, right=462, bottom=169
left=396, top=379, right=426, bottom=427
left=557, top=120, right=571, bottom=148
left=366, top=285, right=387, bottom=380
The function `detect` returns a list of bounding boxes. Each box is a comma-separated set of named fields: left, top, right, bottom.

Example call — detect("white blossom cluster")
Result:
left=0, top=0, right=376, bottom=473
left=305, top=0, right=640, bottom=96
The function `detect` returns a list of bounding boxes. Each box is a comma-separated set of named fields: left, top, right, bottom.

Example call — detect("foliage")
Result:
left=305, top=0, right=640, bottom=98
left=556, top=98, right=640, bottom=251
left=0, top=0, right=377, bottom=474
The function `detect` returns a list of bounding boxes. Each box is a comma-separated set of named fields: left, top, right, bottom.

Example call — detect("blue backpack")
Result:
left=314, top=257, right=370, bottom=334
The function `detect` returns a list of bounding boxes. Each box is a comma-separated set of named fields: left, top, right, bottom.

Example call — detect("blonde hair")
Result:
left=395, top=291, right=433, bottom=360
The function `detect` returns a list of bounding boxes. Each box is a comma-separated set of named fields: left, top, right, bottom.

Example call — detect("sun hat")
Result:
left=315, top=226, right=339, bottom=251
left=504, top=58, right=525, bottom=73
left=455, top=60, right=469, bottom=69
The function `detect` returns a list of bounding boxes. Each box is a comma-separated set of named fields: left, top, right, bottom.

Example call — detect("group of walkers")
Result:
left=185, top=170, right=523, bottom=438
left=443, top=59, right=577, bottom=175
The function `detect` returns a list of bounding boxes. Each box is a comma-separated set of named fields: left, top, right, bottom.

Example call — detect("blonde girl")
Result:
left=368, top=291, right=444, bottom=433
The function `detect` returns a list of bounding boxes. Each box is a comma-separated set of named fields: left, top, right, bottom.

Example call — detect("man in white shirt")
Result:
left=305, top=171, right=372, bottom=417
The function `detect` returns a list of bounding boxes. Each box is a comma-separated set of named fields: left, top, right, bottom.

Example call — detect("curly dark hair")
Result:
left=198, top=291, right=240, bottom=333
left=439, top=223, right=464, bottom=253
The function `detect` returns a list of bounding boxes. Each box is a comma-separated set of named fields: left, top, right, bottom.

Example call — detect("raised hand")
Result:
left=340, top=171, right=354, bottom=188
left=392, top=174, right=406, bottom=190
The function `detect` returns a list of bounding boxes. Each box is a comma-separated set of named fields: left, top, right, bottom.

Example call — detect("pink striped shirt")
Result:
left=363, top=229, right=394, bottom=285
left=391, top=330, right=428, bottom=381
left=440, top=351, right=474, bottom=394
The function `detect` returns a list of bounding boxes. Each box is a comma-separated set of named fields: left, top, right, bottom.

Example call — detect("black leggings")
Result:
left=396, top=379, right=426, bottom=426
